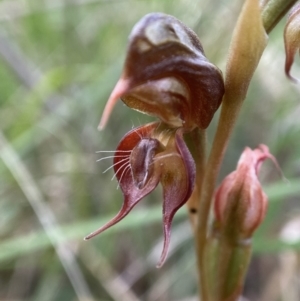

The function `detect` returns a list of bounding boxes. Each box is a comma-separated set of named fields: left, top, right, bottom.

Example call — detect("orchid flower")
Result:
left=86, top=13, right=225, bottom=266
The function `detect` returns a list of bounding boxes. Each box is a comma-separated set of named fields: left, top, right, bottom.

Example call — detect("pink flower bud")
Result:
left=214, top=145, right=277, bottom=239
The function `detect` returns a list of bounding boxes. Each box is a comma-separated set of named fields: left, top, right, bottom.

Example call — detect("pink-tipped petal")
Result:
left=156, top=221, right=172, bottom=268
left=85, top=172, right=160, bottom=241
left=284, top=4, right=300, bottom=83
left=84, top=200, right=134, bottom=240
left=285, top=47, right=299, bottom=83
left=98, top=78, right=130, bottom=130
left=256, top=144, right=282, bottom=176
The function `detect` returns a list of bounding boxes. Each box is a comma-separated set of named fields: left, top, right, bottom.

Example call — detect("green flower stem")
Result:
left=204, top=230, right=252, bottom=301
left=184, top=128, right=207, bottom=230
left=196, top=101, right=239, bottom=301
left=262, top=0, right=298, bottom=33
left=184, top=129, right=208, bottom=299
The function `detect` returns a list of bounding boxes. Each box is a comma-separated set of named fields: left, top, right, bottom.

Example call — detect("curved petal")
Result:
left=284, top=4, right=300, bottom=83
left=84, top=174, right=160, bottom=240
left=85, top=123, right=161, bottom=240
left=157, top=130, right=196, bottom=267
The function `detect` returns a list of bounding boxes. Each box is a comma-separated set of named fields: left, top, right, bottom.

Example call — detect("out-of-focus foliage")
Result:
left=0, top=0, right=299, bottom=300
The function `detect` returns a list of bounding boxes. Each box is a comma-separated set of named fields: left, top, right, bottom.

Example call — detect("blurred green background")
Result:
left=0, top=0, right=300, bottom=300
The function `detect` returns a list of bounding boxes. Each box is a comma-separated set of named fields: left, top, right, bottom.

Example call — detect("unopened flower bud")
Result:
left=284, top=4, right=300, bottom=83
left=214, top=145, right=277, bottom=239
left=99, top=13, right=224, bottom=130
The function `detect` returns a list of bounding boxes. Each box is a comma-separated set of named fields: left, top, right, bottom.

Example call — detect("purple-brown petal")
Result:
left=130, top=138, right=162, bottom=189
left=157, top=130, right=196, bottom=267
left=85, top=123, right=161, bottom=240
left=284, top=3, right=300, bottom=83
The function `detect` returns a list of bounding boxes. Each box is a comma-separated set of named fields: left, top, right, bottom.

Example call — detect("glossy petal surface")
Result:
left=99, top=13, right=224, bottom=130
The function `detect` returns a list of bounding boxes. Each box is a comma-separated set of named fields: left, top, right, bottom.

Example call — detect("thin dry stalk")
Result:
left=0, top=132, right=95, bottom=301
